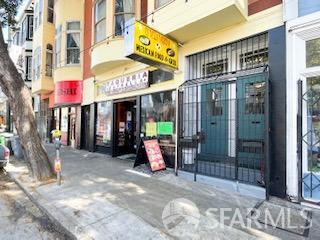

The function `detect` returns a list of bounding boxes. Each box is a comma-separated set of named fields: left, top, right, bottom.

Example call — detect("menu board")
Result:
left=143, top=139, right=166, bottom=172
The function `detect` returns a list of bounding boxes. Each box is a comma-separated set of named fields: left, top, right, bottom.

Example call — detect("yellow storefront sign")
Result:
left=125, top=20, right=178, bottom=70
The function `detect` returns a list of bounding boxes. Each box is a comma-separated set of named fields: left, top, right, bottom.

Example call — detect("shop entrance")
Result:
left=179, top=71, right=269, bottom=187
left=114, top=99, right=136, bottom=157
left=81, top=105, right=90, bottom=151
left=298, top=76, right=320, bottom=203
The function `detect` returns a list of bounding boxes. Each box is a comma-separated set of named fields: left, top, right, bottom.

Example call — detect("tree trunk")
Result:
left=0, top=28, right=53, bottom=180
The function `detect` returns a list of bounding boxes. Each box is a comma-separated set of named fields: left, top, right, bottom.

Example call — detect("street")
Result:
left=0, top=170, right=70, bottom=240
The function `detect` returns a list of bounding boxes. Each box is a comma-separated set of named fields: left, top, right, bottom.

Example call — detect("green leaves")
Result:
left=0, top=0, right=22, bottom=26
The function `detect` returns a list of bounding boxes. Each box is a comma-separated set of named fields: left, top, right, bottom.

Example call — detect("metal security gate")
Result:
left=178, top=69, right=269, bottom=187
left=298, top=77, right=320, bottom=203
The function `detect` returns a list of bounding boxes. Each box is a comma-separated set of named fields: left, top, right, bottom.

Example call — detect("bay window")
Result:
left=33, top=47, right=41, bottom=80
left=34, top=3, right=38, bottom=30
left=21, top=18, right=27, bottom=43
left=155, top=0, right=172, bottom=9
left=26, top=56, right=32, bottom=81
left=95, top=0, right=106, bottom=43
left=48, top=0, right=54, bottom=23
left=46, top=44, right=53, bottom=77
left=55, top=25, right=61, bottom=68
left=39, top=0, right=43, bottom=26
left=28, top=15, right=33, bottom=39
left=66, top=21, right=80, bottom=65
left=114, top=0, right=135, bottom=36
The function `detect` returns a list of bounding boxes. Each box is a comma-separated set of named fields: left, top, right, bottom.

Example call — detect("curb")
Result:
left=7, top=171, right=77, bottom=240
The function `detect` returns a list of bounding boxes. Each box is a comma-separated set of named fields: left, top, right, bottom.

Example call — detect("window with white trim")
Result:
left=26, top=56, right=32, bottom=81
left=155, top=0, right=172, bottom=9
left=306, top=37, right=320, bottom=68
left=55, top=25, right=62, bottom=68
left=28, top=15, right=33, bottom=39
left=66, top=21, right=80, bottom=65
left=21, top=17, right=27, bottom=43
left=39, top=0, right=43, bottom=26
left=34, top=3, right=38, bottom=30
left=13, top=31, right=20, bottom=46
left=114, top=0, right=135, bottom=36
left=46, top=44, right=53, bottom=77
left=33, top=47, right=41, bottom=80
left=48, top=0, right=54, bottom=23
left=94, top=0, right=106, bottom=43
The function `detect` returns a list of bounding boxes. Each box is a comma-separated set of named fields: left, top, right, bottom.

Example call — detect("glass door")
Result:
left=237, top=73, right=266, bottom=185
left=302, top=76, right=320, bottom=202
left=300, top=36, right=320, bottom=202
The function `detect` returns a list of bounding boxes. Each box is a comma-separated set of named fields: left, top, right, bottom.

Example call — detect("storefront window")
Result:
left=149, top=69, right=173, bottom=85
left=306, top=37, right=320, bottom=68
left=141, top=91, right=176, bottom=166
left=96, top=101, right=112, bottom=146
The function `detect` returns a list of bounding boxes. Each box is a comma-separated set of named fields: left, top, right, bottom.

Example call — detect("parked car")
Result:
left=0, top=145, right=10, bottom=169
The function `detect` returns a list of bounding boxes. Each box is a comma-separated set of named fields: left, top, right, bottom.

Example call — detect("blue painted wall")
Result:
left=299, top=0, right=320, bottom=17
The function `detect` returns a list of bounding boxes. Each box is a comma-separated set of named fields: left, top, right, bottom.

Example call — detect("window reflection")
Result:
left=96, top=101, right=112, bottom=146
left=141, top=91, right=176, bottom=167
left=245, top=82, right=265, bottom=114
left=306, top=76, right=320, bottom=173
left=306, top=38, right=320, bottom=68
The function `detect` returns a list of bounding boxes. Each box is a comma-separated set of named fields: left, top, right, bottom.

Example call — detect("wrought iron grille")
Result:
left=178, top=32, right=270, bottom=186
left=299, top=77, right=320, bottom=202
left=186, top=32, right=268, bottom=83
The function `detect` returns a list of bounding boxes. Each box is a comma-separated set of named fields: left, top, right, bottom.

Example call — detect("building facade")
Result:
left=52, top=0, right=84, bottom=147
left=7, top=0, right=35, bottom=132
left=29, top=0, right=292, bottom=200
left=285, top=0, right=320, bottom=204
left=31, top=0, right=55, bottom=142
left=86, top=0, right=286, bottom=198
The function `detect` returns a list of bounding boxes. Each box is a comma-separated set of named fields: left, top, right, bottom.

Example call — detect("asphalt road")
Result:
left=0, top=169, right=70, bottom=240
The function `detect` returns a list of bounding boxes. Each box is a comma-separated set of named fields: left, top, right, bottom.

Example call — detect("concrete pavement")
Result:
left=5, top=144, right=320, bottom=239
left=0, top=170, right=70, bottom=240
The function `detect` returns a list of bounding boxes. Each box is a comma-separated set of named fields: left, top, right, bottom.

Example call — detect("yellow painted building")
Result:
left=53, top=0, right=84, bottom=83
left=31, top=0, right=288, bottom=197
left=31, top=0, right=84, bottom=147
left=90, top=0, right=282, bottom=158
left=31, top=0, right=55, bottom=94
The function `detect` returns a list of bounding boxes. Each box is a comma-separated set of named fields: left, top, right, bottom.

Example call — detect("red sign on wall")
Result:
left=55, top=81, right=83, bottom=106
left=143, top=139, right=166, bottom=172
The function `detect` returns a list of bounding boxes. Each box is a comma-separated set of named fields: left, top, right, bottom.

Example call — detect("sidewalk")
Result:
left=6, top=144, right=320, bottom=239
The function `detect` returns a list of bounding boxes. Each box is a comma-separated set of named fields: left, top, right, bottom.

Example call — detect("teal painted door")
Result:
left=237, top=73, right=266, bottom=183
left=200, top=83, right=228, bottom=157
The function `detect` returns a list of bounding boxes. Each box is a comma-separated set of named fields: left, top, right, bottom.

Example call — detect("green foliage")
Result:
left=0, top=0, right=22, bottom=26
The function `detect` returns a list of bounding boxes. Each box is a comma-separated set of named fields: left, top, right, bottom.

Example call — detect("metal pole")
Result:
left=297, top=80, right=303, bottom=202
left=56, top=147, right=61, bottom=186
left=265, top=76, right=271, bottom=200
